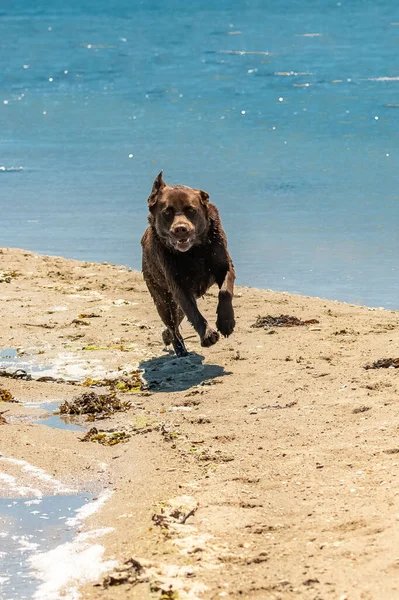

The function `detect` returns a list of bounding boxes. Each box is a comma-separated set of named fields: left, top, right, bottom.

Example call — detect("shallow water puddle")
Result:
left=29, top=401, right=83, bottom=432
left=0, top=348, right=56, bottom=378
left=0, top=347, right=106, bottom=383
left=0, top=494, right=92, bottom=599
left=0, top=348, right=18, bottom=361
left=5, top=400, right=84, bottom=432
left=0, top=348, right=44, bottom=373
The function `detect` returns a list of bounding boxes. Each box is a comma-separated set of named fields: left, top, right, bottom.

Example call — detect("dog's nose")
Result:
left=172, top=224, right=189, bottom=238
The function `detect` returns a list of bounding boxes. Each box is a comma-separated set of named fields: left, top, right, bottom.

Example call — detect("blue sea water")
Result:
left=0, top=493, right=93, bottom=599
left=0, top=0, right=398, bottom=307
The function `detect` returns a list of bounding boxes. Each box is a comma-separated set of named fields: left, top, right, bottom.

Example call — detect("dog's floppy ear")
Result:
left=199, top=190, right=209, bottom=205
left=148, top=171, right=166, bottom=208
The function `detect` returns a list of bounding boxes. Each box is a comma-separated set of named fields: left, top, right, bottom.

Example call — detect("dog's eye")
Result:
left=186, top=207, right=196, bottom=217
left=161, top=208, right=172, bottom=218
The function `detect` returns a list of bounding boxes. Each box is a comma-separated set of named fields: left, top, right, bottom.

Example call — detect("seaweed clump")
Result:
left=59, top=391, right=131, bottom=419
left=364, top=358, right=399, bottom=370
left=80, top=427, right=131, bottom=446
left=251, top=315, right=320, bottom=329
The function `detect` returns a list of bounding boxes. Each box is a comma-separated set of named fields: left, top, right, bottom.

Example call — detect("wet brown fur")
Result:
left=141, top=172, right=235, bottom=356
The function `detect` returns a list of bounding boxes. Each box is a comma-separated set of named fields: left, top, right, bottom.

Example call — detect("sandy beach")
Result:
left=1, top=247, right=399, bottom=600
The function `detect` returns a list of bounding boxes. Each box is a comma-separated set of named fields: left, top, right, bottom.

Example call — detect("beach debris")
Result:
left=0, top=388, right=16, bottom=402
left=0, top=368, right=142, bottom=389
left=82, top=345, right=107, bottom=351
left=195, top=450, right=235, bottom=463
left=152, top=496, right=199, bottom=530
left=0, top=369, right=35, bottom=381
left=81, top=371, right=143, bottom=393
left=231, top=349, right=246, bottom=360
left=364, top=358, right=399, bottom=370
left=112, top=375, right=141, bottom=390
left=131, top=415, right=160, bottom=434
left=199, top=379, right=223, bottom=386
left=80, top=427, right=131, bottom=445
left=23, top=322, right=56, bottom=329
left=352, top=405, right=371, bottom=414
left=17, top=347, right=45, bottom=356
left=160, top=423, right=179, bottom=442
left=189, top=415, right=211, bottom=425
left=72, top=318, right=91, bottom=326
left=0, top=270, right=18, bottom=283
left=248, top=400, right=298, bottom=414
left=78, top=313, right=100, bottom=319
left=0, top=411, right=8, bottom=424
left=59, top=391, right=131, bottom=418
left=113, top=298, right=132, bottom=306
left=251, top=315, right=319, bottom=329
left=83, top=343, right=135, bottom=352
left=103, top=558, right=146, bottom=588
left=150, top=582, right=181, bottom=599
left=334, top=328, right=357, bottom=336
left=0, top=368, right=81, bottom=385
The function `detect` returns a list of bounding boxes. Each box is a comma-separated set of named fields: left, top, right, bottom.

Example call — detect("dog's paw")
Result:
left=201, top=327, right=220, bottom=348
left=216, top=300, right=235, bottom=338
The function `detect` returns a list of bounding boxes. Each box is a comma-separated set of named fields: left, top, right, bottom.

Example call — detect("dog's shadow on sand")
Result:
left=139, top=351, right=230, bottom=393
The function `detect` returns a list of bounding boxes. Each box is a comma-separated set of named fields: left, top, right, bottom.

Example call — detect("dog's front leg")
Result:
left=174, top=288, right=220, bottom=348
left=216, top=264, right=235, bottom=338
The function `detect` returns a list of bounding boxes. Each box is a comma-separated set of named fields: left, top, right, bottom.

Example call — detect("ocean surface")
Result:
left=0, top=0, right=398, bottom=308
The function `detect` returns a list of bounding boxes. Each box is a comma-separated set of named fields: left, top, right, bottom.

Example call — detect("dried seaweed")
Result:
left=80, top=427, right=131, bottom=445
left=0, top=369, right=80, bottom=385
left=83, top=344, right=135, bottom=352
left=196, top=451, right=235, bottom=463
left=0, top=369, right=143, bottom=392
left=0, top=270, right=18, bottom=283
left=59, top=391, right=131, bottom=418
left=364, top=358, right=399, bottom=370
left=251, top=315, right=319, bottom=329
left=82, top=345, right=107, bottom=351
left=0, top=369, right=33, bottom=380
left=0, top=389, right=16, bottom=402
left=82, top=371, right=143, bottom=393
left=152, top=498, right=198, bottom=529
left=249, top=400, right=298, bottom=413
left=103, top=558, right=145, bottom=588
left=352, top=405, right=371, bottom=414
left=130, top=416, right=160, bottom=434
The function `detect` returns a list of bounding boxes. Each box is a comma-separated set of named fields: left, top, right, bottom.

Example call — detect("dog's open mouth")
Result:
left=174, top=238, right=192, bottom=252
left=175, top=239, right=191, bottom=251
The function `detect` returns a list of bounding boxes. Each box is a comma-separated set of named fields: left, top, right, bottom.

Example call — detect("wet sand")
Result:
left=1, top=247, right=399, bottom=599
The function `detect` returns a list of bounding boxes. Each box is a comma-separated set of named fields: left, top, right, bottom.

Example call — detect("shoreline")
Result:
left=1, top=247, right=399, bottom=599
left=3, top=244, right=394, bottom=314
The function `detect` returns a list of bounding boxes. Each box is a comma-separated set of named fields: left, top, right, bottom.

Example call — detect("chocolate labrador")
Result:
left=141, top=172, right=235, bottom=356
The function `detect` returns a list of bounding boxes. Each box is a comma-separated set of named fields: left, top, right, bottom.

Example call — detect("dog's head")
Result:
left=147, top=172, right=210, bottom=253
